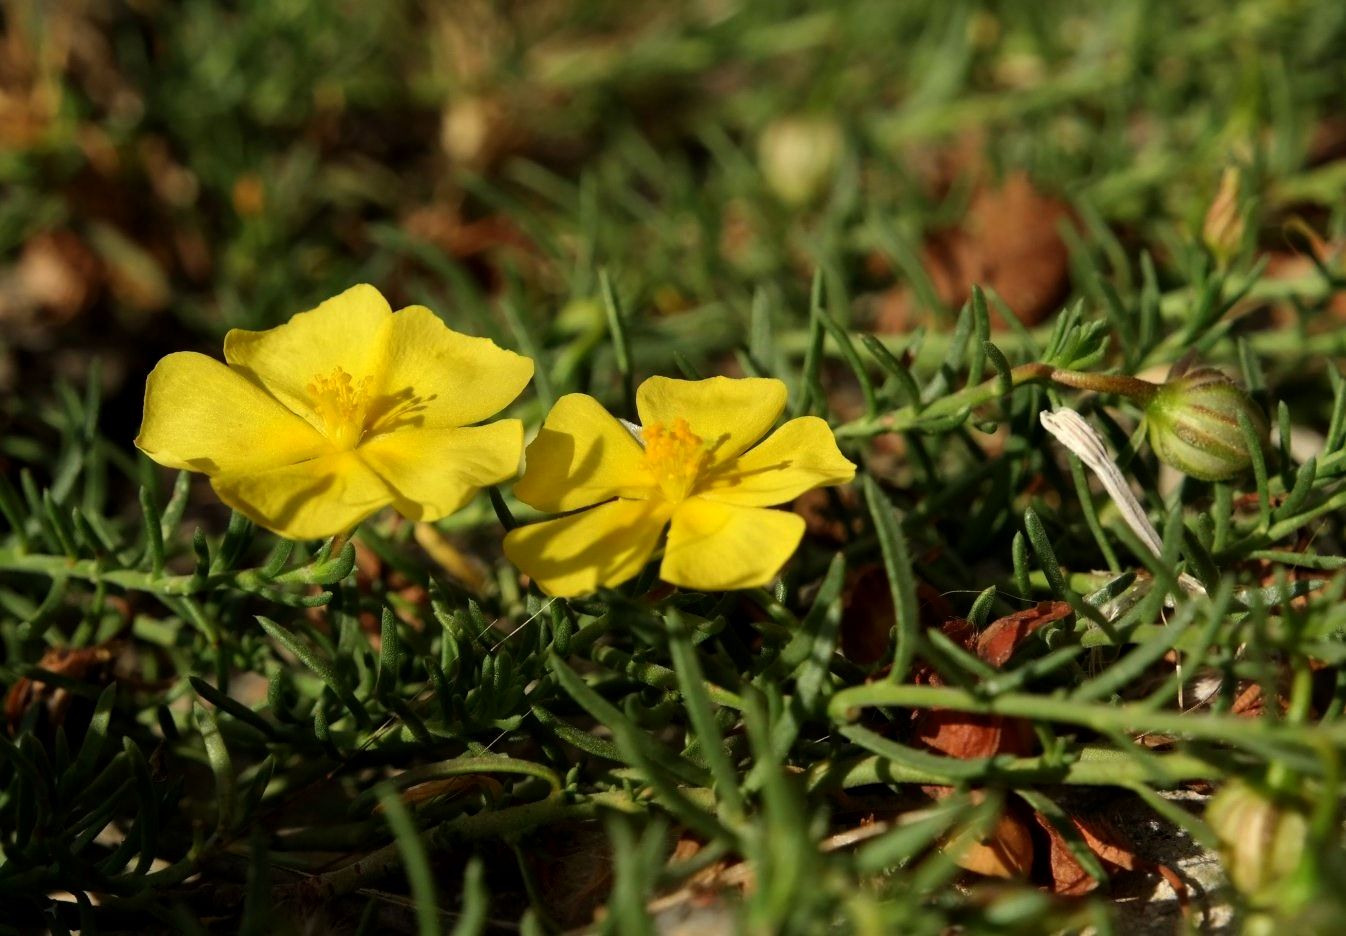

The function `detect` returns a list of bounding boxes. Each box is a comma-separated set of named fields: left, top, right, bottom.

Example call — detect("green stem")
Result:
left=1045, top=369, right=1159, bottom=403
left=809, top=744, right=1217, bottom=792
left=0, top=549, right=235, bottom=595
left=0, top=543, right=352, bottom=596
left=828, top=683, right=1346, bottom=753
left=834, top=362, right=1051, bottom=439
left=833, top=363, right=1157, bottom=439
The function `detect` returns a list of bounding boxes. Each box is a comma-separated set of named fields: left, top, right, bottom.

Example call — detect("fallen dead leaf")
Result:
left=840, top=566, right=954, bottom=668
left=975, top=601, right=1073, bottom=668
left=916, top=708, right=1036, bottom=761
left=5, top=643, right=120, bottom=733
left=1034, top=809, right=1186, bottom=904
left=941, top=792, right=1035, bottom=879
left=874, top=172, right=1075, bottom=331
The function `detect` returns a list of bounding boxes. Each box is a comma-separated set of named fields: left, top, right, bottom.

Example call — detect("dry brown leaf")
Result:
left=1034, top=809, right=1185, bottom=902
left=1036, top=812, right=1099, bottom=896
left=5, top=643, right=119, bottom=732
left=974, top=601, right=1073, bottom=668
left=838, top=564, right=953, bottom=667
left=949, top=798, right=1035, bottom=879
left=916, top=709, right=1036, bottom=761
left=875, top=172, right=1074, bottom=331
left=393, top=775, right=503, bottom=808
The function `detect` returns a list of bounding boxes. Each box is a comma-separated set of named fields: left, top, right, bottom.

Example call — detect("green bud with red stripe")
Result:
left=1144, top=367, right=1268, bottom=481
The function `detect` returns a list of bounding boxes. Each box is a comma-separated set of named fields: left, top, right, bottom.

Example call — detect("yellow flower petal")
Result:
left=636, top=376, right=786, bottom=466
left=358, top=421, right=524, bottom=522
left=503, top=499, right=671, bottom=598
left=661, top=498, right=805, bottom=590
left=135, top=352, right=330, bottom=475
left=367, top=305, right=534, bottom=432
left=698, top=416, right=856, bottom=507
left=212, top=451, right=393, bottom=539
left=223, top=283, right=392, bottom=420
left=514, top=394, right=651, bottom=513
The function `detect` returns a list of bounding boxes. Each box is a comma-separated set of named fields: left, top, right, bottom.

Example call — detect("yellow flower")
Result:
left=503, top=376, right=855, bottom=597
left=135, top=284, right=533, bottom=539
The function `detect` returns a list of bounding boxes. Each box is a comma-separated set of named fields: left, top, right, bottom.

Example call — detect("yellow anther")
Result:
left=306, top=366, right=371, bottom=449
left=642, top=418, right=708, bottom=503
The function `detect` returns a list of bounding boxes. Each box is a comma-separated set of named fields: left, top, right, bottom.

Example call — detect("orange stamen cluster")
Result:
left=642, top=418, right=708, bottom=503
left=307, top=366, right=371, bottom=449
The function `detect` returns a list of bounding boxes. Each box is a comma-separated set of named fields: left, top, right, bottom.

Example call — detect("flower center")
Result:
left=642, top=418, right=708, bottom=503
left=307, top=366, right=371, bottom=450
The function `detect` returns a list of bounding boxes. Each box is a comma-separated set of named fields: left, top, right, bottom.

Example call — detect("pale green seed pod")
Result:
left=1144, top=367, right=1268, bottom=481
left=758, top=116, right=843, bottom=206
left=1206, top=781, right=1309, bottom=900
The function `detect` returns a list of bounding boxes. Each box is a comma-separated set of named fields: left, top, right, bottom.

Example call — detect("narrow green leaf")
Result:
left=672, top=349, right=703, bottom=380
left=667, top=609, right=745, bottom=819
left=1275, top=455, right=1317, bottom=522
left=61, top=683, right=117, bottom=799
left=258, top=616, right=369, bottom=727
left=450, top=857, right=490, bottom=936
left=819, top=308, right=878, bottom=416
left=600, top=268, right=634, bottom=414
left=160, top=469, right=191, bottom=540
left=377, top=784, right=441, bottom=936
left=0, top=472, right=30, bottom=548
left=139, top=487, right=164, bottom=573
left=1023, top=508, right=1067, bottom=599
left=863, top=476, right=918, bottom=683
left=860, top=334, right=922, bottom=410
left=967, top=285, right=990, bottom=387
left=195, top=702, right=235, bottom=836
left=1011, top=530, right=1031, bottom=598
left=984, top=341, right=1013, bottom=397
left=968, top=586, right=997, bottom=629
left=1237, top=408, right=1271, bottom=530
left=189, top=676, right=279, bottom=740
left=375, top=606, right=401, bottom=699
left=488, top=486, right=517, bottom=532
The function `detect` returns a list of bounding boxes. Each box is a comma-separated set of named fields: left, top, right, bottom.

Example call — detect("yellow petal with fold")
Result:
left=514, top=394, right=650, bottom=513
left=367, top=304, right=534, bottom=433
left=503, top=499, right=671, bottom=598
left=135, top=352, right=329, bottom=475
left=212, top=452, right=393, bottom=540
left=698, top=416, right=856, bottom=507
left=359, top=421, right=524, bottom=522
left=661, top=498, right=805, bottom=590
left=636, top=376, right=786, bottom=466
left=224, top=284, right=392, bottom=424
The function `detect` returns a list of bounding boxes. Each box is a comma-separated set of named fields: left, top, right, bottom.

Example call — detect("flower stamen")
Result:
left=307, top=366, right=371, bottom=449
left=642, top=418, right=708, bottom=503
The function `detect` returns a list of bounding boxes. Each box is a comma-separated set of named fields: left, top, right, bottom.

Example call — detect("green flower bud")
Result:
left=1203, top=167, right=1245, bottom=267
left=1144, top=367, right=1268, bottom=481
left=1206, top=782, right=1308, bottom=900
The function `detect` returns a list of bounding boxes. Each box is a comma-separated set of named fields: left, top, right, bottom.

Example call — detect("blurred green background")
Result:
left=4, top=0, right=1344, bottom=458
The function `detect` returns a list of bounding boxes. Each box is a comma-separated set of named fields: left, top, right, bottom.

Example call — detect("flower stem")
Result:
left=1044, top=368, right=1160, bottom=402
left=828, top=683, right=1346, bottom=756
left=834, top=362, right=1161, bottom=440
